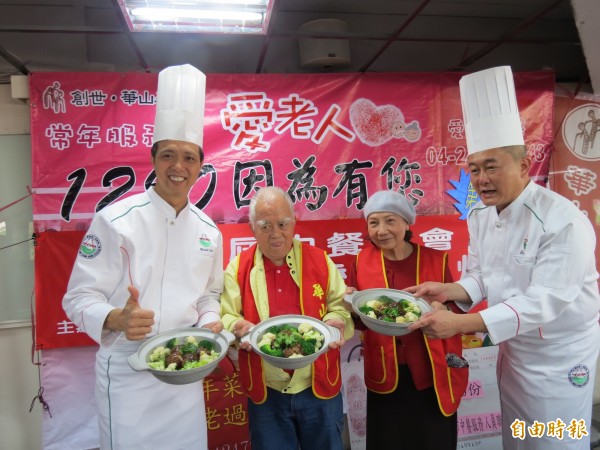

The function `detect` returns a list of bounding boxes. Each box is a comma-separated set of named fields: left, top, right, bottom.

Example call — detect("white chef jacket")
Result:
left=458, top=181, right=600, bottom=450
left=63, top=187, right=223, bottom=450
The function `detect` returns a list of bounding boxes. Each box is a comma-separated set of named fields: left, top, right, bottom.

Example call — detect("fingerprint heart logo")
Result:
left=349, top=98, right=405, bottom=147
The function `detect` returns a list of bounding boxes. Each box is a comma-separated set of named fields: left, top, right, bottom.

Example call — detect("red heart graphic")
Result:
left=350, top=99, right=405, bottom=147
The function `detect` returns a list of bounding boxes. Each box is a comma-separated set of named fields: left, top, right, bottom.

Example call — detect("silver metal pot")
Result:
left=241, top=314, right=340, bottom=370
left=128, top=327, right=236, bottom=385
left=346, top=288, right=431, bottom=336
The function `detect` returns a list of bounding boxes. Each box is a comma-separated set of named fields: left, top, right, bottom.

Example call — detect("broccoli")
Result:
left=198, top=340, right=215, bottom=353
left=274, top=333, right=287, bottom=347
left=359, top=305, right=375, bottom=315
left=299, top=339, right=316, bottom=355
left=275, top=330, right=302, bottom=347
left=399, top=299, right=412, bottom=309
left=180, top=341, right=199, bottom=355
left=383, top=306, right=401, bottom=318
left=266, top=325, right=282, bottom=334
left=257, top=332, right=277, bottom=349
left=260, top=344, right=284, bottom=357
left=147, top=335, right=220, bottom=371
left=258, top=323, right=325, bottom=359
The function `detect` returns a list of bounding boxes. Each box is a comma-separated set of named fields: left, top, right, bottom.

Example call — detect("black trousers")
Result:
left=366, top=364, right=458, bottom=450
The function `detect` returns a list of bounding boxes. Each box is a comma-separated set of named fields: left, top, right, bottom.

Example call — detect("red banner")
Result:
left=551, top=90, right=600, bottom=272
left=34, top=230, right=96, bottom=348
left=204, top=358, right=250, bottom=450
left=30, top=72, right=554, bottom=231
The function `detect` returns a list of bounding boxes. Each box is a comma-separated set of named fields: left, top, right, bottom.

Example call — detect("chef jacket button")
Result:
left=291, top=270, right=295, bottom=274
left=170, top=221, right=175, bottom=225
left=495, top=222, right=501, bottom=229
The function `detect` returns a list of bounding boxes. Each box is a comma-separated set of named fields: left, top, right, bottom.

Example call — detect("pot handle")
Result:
left=219, top=329, right=237, bottom=346
left=239, top=328, right=253, bottom=346
left=127, top=353, right=149, bottom=372
left=343, top=293, right=354, bottom=304
left=327, top=325, right=341, bottom=343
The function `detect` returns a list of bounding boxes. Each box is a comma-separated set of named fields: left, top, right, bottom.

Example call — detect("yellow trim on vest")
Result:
left=447, top=367, right=455, bottom=404
left=322, top=249, right=332, bottom=300
left=311, top=355, right=341, bottom=400
left=441, top=252, right=447, bottom=282
left=243, top=353, right=268, bottom=405
left=423, top=335, right=453, bottom=417
left=299, top=245, right=305, bottom=316
left=379, top=249, right=389, bottom=288
left=326, top=353, right=340, bottom=387
left=232, top=253, right=241, bottom=281
left=415, top=245, right=421, bottom=284
left=375, top=248, right=400, bottom=394
left=419, top=247, right=456, bottom=417
left=390, top=337, right=399, bottom=392
left=365, top=337, right=399, bottom=394
left=243, top=354, right=255, bottom=392
left=371, top=346, right=388, bottom=385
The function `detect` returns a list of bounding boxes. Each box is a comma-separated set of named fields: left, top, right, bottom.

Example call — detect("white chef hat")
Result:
left=152, top=64, right=206, bottom=149
left=363, top=190, right=416, bottom=225
left=459, top=66, right=524, bottom=155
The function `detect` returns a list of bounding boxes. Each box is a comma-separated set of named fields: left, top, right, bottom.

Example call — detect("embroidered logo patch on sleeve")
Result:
left=79, top=234, right=102, bottom=259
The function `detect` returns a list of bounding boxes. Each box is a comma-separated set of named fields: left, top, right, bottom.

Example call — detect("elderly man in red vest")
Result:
left=221, top=186, right=353, bottom=450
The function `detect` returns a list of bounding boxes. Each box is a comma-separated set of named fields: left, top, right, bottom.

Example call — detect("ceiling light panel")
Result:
left=118, top=0, right=273, bottom=34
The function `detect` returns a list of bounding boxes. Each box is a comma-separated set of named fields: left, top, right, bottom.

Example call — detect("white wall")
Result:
left=0, top=84, right=42, bottom=450
left=0, top=327, right=42, bottom=450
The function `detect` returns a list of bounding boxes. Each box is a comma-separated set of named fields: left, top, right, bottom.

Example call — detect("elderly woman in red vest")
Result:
left=347, top=190, right=468, bottom=450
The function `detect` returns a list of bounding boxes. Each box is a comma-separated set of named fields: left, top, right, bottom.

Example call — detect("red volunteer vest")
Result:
left=236, top=243, right=342, bottom=404
left=356, top=244, right=468, bottom=416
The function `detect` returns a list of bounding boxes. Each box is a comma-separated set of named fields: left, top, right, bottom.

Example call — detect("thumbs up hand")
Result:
left=103, top=286, right=155, bottom=340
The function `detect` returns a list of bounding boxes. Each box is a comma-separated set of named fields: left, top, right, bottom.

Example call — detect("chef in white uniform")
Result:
left=63, top=64, right=223, bottom=450
left=406, top=66, right=600, bottom=450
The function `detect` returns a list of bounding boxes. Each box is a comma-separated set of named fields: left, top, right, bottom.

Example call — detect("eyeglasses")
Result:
left=255, top=219, right=294, bottom=234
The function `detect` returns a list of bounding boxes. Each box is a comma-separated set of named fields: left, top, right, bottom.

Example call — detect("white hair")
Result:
left=248, top=186, right=295, bottom=224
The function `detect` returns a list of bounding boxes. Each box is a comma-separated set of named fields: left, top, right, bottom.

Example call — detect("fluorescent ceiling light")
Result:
left=131, top=8, right=262, bottom=22
left=118, top=0, right=273, bottom=34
